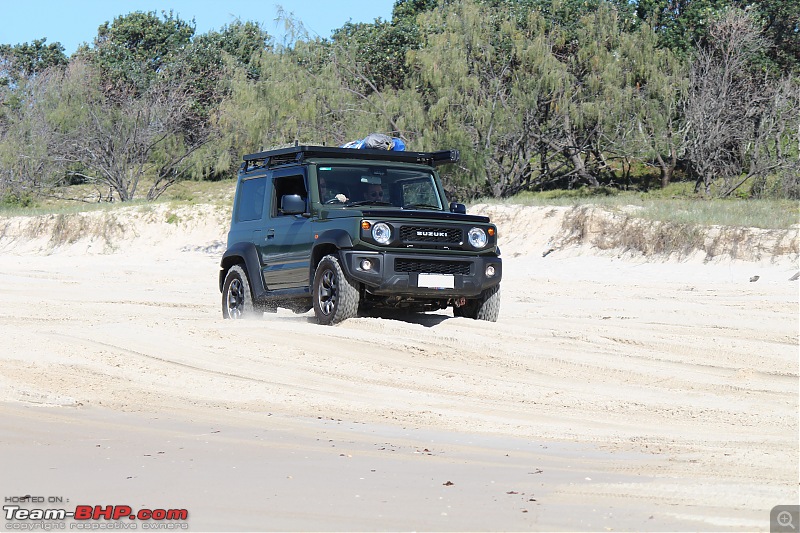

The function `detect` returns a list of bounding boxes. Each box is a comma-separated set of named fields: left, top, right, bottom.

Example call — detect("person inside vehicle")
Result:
left=363, top=183, right=385, bottom=202
left=319, top=176, right=347, bottom=203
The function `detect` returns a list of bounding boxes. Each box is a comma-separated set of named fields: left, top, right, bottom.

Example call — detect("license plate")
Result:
left=417, top=273, right=454, bottom=289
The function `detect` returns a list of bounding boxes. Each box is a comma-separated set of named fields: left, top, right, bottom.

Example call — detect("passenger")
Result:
left=364, top=183, right=385, bottom=202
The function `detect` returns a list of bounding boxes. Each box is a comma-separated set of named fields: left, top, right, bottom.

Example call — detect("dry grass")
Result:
left=19, top=212, right=130, bottom=251
left=2, top=180, right=797, bottom=260
left=0, top=179, right=237, bottom=215
left=556, top=205, right=799, bottom=260
left=480, top=189, right=799, bottom=230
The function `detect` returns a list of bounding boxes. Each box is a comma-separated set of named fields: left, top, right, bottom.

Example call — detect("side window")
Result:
left=401, top=179, right=441, bottom=208
left=236, top=177, right=267, bottom=222
left=272, top=174, right=308, bottom=216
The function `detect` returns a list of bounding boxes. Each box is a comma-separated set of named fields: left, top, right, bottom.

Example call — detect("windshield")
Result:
left=316, top=164, right=443, bottom=209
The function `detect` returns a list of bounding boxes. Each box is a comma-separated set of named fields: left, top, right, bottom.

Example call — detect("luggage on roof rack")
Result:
left=341, top=133, right=406, bottom=151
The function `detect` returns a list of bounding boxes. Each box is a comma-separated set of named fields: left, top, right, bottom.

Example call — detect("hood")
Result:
left=319, top=206, right=490, bottom=224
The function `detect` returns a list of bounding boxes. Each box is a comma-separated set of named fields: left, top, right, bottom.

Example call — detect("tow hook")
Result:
left=453, top=297, right=467, bottom=308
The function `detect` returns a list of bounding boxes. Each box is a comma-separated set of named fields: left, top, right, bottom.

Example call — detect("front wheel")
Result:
left=453, top=284, right=500, bottom=322
left=312, top=255, right=359, bottom=325
left=222, top=264, right=254, bottom=319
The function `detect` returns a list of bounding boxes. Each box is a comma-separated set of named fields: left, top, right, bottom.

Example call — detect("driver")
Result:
left=319, top=176, right=347, bottom=203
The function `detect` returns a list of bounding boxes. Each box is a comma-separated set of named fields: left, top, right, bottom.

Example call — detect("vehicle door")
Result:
left=259, top=168, right=314, bottom=290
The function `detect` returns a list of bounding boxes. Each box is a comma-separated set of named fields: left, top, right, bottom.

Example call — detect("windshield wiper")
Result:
left=402, top=203, right=441, bottom=210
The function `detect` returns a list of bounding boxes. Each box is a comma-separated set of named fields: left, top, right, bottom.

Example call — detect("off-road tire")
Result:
left=453, top=284, right=500, bottom=322
left=222, top=264, right=255, bottom=319
left=313, top=254, right=359, bottom=325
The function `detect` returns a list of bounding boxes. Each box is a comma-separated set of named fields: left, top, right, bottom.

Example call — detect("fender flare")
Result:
left=309, top=229, right=354, bottom=284
left=219, top=242, right=266, bottom=301
left=313, top=229, right=354, bottom=250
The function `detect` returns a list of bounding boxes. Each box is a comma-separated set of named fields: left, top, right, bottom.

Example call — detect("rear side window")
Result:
left=236, top=177, right=267, bottom=222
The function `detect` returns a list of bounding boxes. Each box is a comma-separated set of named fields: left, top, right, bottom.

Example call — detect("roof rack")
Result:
left=241, top=145, right=459, bottom=172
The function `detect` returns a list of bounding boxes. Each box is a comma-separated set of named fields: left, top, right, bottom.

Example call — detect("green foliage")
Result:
left=640, top=180, right=696, bottom=198
left=392, top=0, right=440, bottom=23
left=331, top=20, right=416, bottom=92
left=0, top=67, right=64, bottom=199
left=487, top=0, right=637, bottom=44
left=634, top=0, right=728, bottom=56
left=748, top=0, right=800, bottom=74
left=0, top=38, right=67, bottom=87
left=410, top=1, right=550, bottom=196
left=628, top=0, right=798, bottom=75
left=84, top=10, right=195, bottom=93
left=0, top=1, right=798, bottom=204
left=194, top=20, right=273, bottom=82
left=216, top=44, right=333, bottom=155
left=1, top=191, right=36, bottom=208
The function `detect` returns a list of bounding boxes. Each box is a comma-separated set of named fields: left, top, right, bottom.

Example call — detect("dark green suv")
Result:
left=219, top=145, right=501, bottom=324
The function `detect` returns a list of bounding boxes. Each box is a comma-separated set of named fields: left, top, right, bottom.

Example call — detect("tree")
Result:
left=330, top=20, right=416, bottom=93
left=633, top=0, right=730, bottom=56
left=745, top=0, right=800, bottom=75
left=83, top=10, right=195, bottom=95
left=683, top=8, right=797, bottom=196
left=409, top=0, right=555, bottom=196
left=723, top=76, right=800, bottom=198
left=72, top=11, right=243, bottom=191
left=215, top=41, right=342, bottom=157
left=619, top=20, right=688, bottom=187
left=49, top=60, right=212, bottom=201
left=0, top=69, right=62, bottom=202
left=324, top=0, right=441, bottom=95
left=174, top=21, right=273, bottom=179
left=193, top=20, right=273, bottom=82
left=0, top=38, right=67, bottom=88
left=0, top=39, right=68, bottom=201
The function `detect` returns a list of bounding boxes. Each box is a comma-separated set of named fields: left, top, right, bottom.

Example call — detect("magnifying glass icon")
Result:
left=778, top=511, right=795, bottom=530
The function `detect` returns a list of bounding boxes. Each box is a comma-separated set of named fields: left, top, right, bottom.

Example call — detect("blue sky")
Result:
left=0, top=0, right=396, bottom=55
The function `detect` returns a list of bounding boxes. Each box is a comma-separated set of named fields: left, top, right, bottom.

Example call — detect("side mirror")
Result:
left=281, top=194, right=306, bottom=215
left=449, top=202, right=467, bottom=214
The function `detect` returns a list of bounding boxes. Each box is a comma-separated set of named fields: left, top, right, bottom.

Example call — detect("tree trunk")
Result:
left=657, top=146, right=677, bottom=189
left=565, top=147, right=599, bottom=187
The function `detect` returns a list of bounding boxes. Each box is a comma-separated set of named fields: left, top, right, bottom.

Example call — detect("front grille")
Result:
left=400, top=225, right=462, bottom=244
left=395, top=258, right=471, bottom=275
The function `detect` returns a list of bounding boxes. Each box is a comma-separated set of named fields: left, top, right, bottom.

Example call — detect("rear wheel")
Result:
left=453, top=284, right=500, bottom=322
left=313, top=255, right=359, bottom=325
left=222, top=265, right=254, bottom=319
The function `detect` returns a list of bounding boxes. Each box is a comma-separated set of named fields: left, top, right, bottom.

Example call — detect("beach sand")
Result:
left=1, top=204, right=797, bottom=531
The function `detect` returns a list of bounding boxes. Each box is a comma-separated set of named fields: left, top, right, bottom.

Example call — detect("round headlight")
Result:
left=372, top=222, right=392, bottom=245
left=468, top=227, right=487, bottom=248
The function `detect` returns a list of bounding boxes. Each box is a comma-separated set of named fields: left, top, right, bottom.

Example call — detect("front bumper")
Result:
left=339, top=250, right=501, bottom=298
